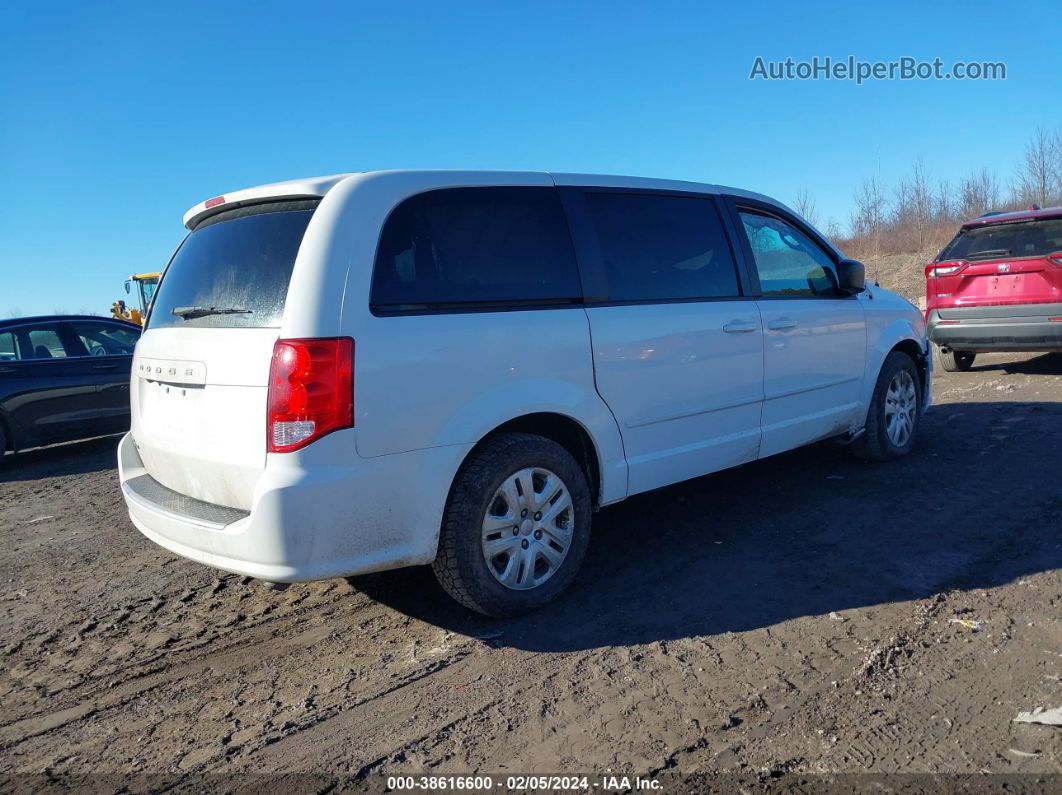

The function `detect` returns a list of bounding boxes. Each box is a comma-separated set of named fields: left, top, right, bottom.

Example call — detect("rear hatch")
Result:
left=131, top=199, right=319, bottom=510
left=927, top=216, right=1062, bottom=309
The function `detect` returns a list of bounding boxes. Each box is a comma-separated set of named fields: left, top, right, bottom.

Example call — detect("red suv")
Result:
left=925, top=206, right=1062, bottom=371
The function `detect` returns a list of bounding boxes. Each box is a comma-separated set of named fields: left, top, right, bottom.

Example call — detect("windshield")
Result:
left=147, top=200, right=319, bottom=329
left=140, top=279, right=157, bottom=309
left=937, top=218, right=1062, bottom=262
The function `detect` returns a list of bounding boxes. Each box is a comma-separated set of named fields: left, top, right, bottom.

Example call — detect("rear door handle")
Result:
left=722, top=320, right=758, bottom=334
left=92, top=363, right=121, bottom=370
left=0, top=366, right=14, bottom=374
left=768, top=318, right=799, bottom=330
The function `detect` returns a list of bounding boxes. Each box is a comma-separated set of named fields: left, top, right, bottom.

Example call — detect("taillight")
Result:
left=267, top=338, right=353, bottom=453
left=926, top=261, right=967, bottom=278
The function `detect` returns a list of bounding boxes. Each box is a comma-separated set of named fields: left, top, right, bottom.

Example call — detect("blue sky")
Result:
left=2, top=0, right=1060, bottom=316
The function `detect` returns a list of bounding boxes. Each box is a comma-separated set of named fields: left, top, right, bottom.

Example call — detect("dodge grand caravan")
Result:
left=119, top=171, right=930, bottom=616
left=925, top=205, right=1062, bottom=371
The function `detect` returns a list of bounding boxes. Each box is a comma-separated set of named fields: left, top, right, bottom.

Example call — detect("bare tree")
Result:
left=793, top=188, right=819, bottom=227
left=934, top=179, right=952, bottom=223
left=958, top=168, right=1000, bottom=219
left=8, top=308, right=22, bottom=318
left=1012, top=126, right=1062, bottom=207
left=822, top=217, right=843, bottom=242
left=850, top=176, right=888, bottom=254
left=892, top=159, right=934, bottom=251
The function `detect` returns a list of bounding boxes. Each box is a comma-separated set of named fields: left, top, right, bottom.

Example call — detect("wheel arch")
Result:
left=459, top=412, right=606, bottom=507
left=861, top=316, right=930, bottom=417
left=889, top=338, right=929, bottom=396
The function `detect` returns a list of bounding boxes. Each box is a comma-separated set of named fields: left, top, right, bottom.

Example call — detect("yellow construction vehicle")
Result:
left=111, top=272, right=160, bottom=326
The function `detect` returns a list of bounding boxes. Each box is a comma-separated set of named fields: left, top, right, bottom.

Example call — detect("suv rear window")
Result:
left=148, top=200, right=319, bottom=329
left=371, top=187, right=580, bottom=312
left=938, top=217, right=1062, bottom=262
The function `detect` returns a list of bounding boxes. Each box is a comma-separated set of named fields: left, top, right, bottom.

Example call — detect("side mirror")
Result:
left=124, top=281, right=131, bottom=294
left=836, top=258, right=866, bottom=295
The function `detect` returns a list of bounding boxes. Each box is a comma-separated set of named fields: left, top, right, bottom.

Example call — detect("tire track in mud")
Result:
left=2, top=579, right=364, bottom=721
left=1, top=609, right=344, bottom=745
left=234, top=616, right=859, bottom=778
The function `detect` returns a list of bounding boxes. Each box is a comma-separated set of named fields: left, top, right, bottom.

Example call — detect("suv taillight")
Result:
left=267, top=338, right=353, bottom=453
left=925, top=261, right=967, bottom=278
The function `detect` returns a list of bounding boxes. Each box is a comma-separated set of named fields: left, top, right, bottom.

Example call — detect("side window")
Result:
left=22, top=326, right=70, bottom=360
left=0, top=332, right=16, bottom=361
left=739, top=211, right=837, bottom=297
left=583, top=193, right=740, bottom=302
left=371, top=187, right=580, bottom=311
left=69, top=322, right=139, bottom=356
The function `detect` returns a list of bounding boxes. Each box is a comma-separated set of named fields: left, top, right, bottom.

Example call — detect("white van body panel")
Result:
left=349, top=308, right=627, bottom=498
left=859, top=287, right=932, bottom=412
left=586, top=302, right=764, bottom=495
left=130, top=327, right=278, bottom=510
left=121, top=169, right=929, bottom=587
left=755, top=297, right=868, bottom=459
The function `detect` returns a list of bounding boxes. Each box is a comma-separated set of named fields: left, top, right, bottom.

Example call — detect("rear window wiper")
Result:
left=171, top=306, right=253, bottom=319
left=967, top=248, right=1011, bottom=260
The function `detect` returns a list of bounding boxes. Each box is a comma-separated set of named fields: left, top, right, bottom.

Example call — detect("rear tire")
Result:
left=934, top=344, right=975, bottom=372
left=432, top=432, right=592, bottom=617
left=851, top=352, right=923, bottom=462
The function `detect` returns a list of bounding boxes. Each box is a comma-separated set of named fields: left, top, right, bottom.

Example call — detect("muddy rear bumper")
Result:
left=927, top=304, right=1062, bottom=352
left=117, top=432, right=468, bottom=583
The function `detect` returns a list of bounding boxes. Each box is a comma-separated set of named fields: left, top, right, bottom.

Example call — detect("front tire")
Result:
left=432, top=432, right=592, bottom=617
left=934, top=344, right=975, bottom=372
left=851, top=352, right=923, bottom=462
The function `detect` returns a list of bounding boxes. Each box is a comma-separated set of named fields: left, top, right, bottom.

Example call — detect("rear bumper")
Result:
left=926, top=304, right=1062, bottom=352
left=118, top=432, right=470, bottom=582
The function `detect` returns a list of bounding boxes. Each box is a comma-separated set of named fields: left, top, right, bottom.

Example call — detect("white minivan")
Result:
left=119, top=171, right=930, bottom=616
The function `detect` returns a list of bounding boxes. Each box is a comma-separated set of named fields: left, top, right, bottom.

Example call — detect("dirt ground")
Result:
left=1, top=351, right=1060, bottom=792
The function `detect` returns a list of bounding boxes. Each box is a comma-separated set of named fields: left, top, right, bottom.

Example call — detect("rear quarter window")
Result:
left=148, top=200, right=319, bottom=329
left=370, top=187, right=581, bottom=312
left=582, top=192, right=741, bottom=302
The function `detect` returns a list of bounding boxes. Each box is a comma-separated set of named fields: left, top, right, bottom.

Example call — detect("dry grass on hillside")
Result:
left=860, top=250, right=934, bottom=303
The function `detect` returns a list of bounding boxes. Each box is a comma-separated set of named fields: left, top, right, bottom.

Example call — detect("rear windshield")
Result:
left=937, top=217, right=1062, bottom=262
left=147, top=200, right=319, bottom=329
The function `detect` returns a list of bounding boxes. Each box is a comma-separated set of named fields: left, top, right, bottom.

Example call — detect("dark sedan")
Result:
left=0, top=315, right=140, bottom=454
